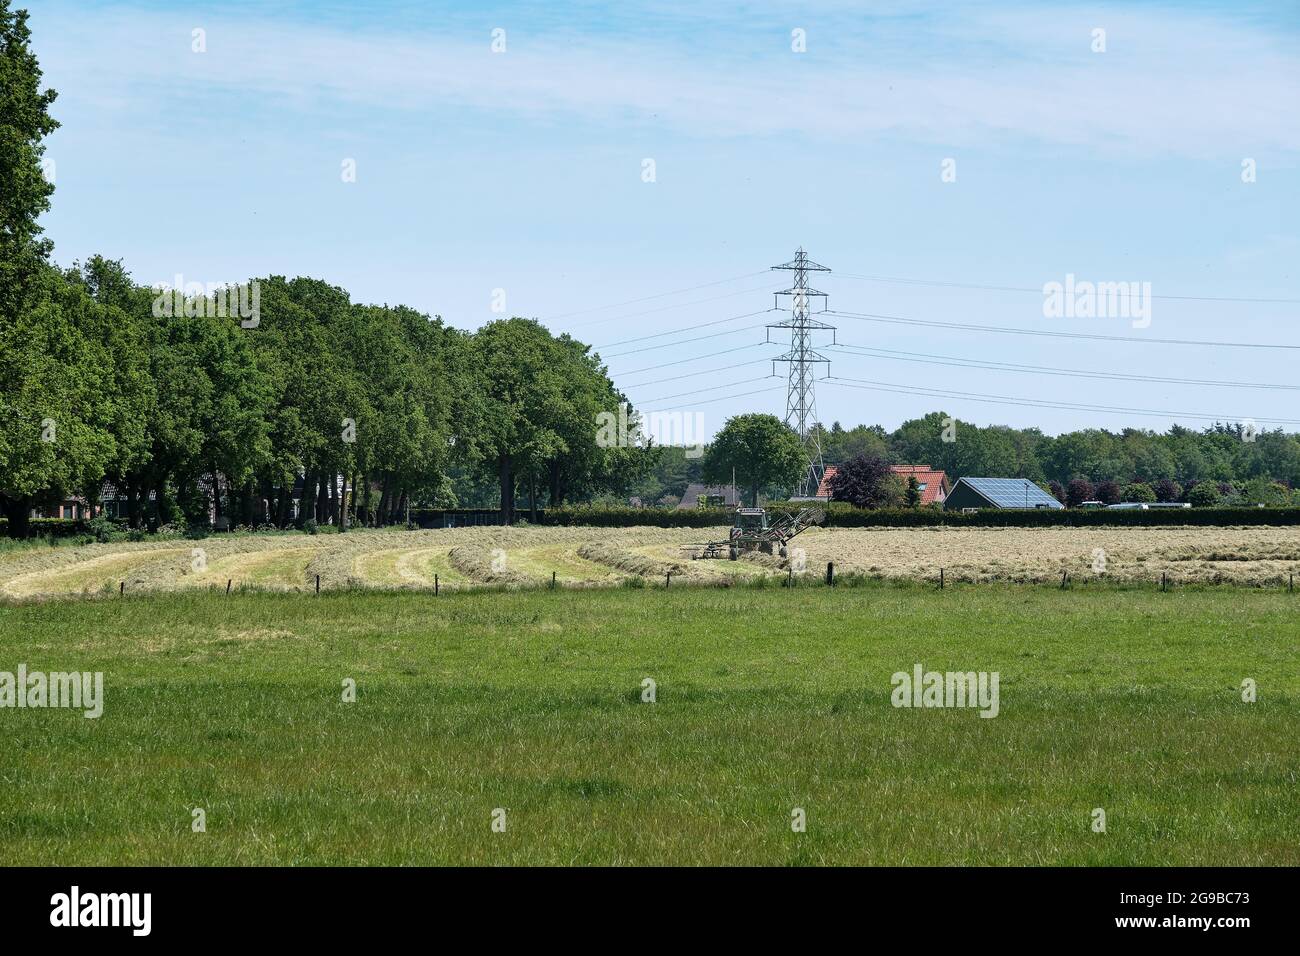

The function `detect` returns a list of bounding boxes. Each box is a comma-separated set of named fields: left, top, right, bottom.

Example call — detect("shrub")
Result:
left=828, top=455, right=902, bottom=509
left=1188, top=483, right=1220, bottom=507
left=1154, top=478, right=1183, bottom=502
left=1122, top=482, right=1156, bottom=503
left=1066, top=478, right=1094, bottom=507
left=904, top=476, right=921, bottom=509
left=87, top=513, right=116, bottom=543
left=1239, top=477, right=1290, bottom=506
left=1094, top=480, right=1122, bottom=505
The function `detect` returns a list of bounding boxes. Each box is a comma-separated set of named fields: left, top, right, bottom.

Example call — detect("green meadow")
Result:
left=1, top=583, right=1296, bottom=865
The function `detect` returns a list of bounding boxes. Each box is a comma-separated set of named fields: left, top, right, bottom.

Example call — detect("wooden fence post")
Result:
left=826, top=562, right=834, bottom=587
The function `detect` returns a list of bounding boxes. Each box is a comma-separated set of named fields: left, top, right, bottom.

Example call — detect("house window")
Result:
left=917, top=483, right=927, bottom=491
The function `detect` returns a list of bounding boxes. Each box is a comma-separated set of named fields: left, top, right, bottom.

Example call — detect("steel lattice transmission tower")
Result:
left=768, top=247, right=836, bottom=498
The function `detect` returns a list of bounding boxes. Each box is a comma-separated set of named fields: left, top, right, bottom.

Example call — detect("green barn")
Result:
left=943, top=477, right=1064, bottom=511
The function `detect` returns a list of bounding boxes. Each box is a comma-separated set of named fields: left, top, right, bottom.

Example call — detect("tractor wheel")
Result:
left=728, top=546, right=739, bottom=561
left=760, top=541, right=775, bottom=555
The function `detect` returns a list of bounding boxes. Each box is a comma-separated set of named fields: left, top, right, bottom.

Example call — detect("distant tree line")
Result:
left=629, top=412, right=1300, bottom=509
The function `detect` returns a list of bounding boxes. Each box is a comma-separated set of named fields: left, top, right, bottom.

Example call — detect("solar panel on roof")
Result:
left=962, top=477, right=1063, bottom=509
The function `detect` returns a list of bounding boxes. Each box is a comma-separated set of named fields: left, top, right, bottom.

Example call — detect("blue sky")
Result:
left=27, top=0, right=1300, bottom=438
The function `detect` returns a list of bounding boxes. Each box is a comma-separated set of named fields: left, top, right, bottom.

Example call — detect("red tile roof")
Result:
left=816, top=464, right=950, bottom=504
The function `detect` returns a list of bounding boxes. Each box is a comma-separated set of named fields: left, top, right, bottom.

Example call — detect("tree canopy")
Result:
left=702, top=413, right=805, bottom=506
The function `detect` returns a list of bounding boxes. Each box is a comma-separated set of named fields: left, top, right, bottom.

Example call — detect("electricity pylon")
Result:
left=768, top=248, right=835, bottom=498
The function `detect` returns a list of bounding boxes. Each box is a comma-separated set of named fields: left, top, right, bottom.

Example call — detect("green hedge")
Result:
left=542, top=505, right=1300, bottom=528
left=0, top=518, right=88, bottom=537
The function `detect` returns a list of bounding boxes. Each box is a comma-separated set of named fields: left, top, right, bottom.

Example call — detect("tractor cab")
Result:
left=733, top=508, right=768, bottom=534
left=684, top=506, right=823, bottom=561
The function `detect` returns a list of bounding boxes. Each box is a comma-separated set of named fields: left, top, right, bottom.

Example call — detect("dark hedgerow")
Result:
left=537, top=505, right=1300, bottom=528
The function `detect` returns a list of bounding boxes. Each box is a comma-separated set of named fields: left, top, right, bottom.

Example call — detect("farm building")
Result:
left=943, top=477, right=1064, bottom=511
left=815, top=465, right=951, bottom=504
left=676, top=483, right=743, bottom=510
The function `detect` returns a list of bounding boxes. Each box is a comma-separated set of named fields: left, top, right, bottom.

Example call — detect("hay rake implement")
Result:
left=684, top=507, right=825, bottom=561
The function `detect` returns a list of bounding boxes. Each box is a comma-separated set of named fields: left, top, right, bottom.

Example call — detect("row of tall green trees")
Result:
left=3, top=259, right=644, bottom=534
left=0, top=1, right=647, bottom=534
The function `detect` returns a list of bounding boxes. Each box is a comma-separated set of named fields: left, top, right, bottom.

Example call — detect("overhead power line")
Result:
left=563, top=280, right=783, bottom=329
left=619, top=357, right=774, bottom=390
left=832, top=272, right=1300, bottom=305
left=827, top=309, right=1300, bottom=350
left=823, top=374, right=1300, bottom=425
left=827, top=342, right=1300, bottom=391
left=639, top=385, right=784, bottom=415
left=630, top=375, right=777, bottom=406
left=594, top=308, right=774, bottom=350
left=601, top=322, right=772, bottom=359
left=547, top=269, right=771, bottom=323
left=617, top=342, right=777, bottom=377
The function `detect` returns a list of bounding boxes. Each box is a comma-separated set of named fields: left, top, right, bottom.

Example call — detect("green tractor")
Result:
left=685, top=507, right=825, bottom=560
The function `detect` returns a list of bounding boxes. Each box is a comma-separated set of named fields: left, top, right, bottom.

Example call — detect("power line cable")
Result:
left=602, top=323, right=772, bottom=358
left=616, top=342, right=775, bottom=377
left=639, top=385, right=784, bottom=415
left=620, top=357, right=774, bottom=389
left=832, top=272, right=1300, bottom=305
left=631, top=375, right=776, bottom=406
left=827, top=309, right=1300, bottom=350
left=546, top=269, right=771, bottom=322
left=823, top=374, right=1299, bottom=425
left=594, top=308, right=774, bottom=349
left=564, top=281, right=782, bottom=329
left=827, top=342, right=1300, bottom=391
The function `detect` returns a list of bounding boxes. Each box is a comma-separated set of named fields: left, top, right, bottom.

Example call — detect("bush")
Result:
left=1122, top=482, right=1156, bottom=503
left=87, top=513, right=117, bottom=543
left=1239, top=477, right=1290, bottom=506
left=1154, top=478, right=1183, bottom=503
left=1188, top=483, right=1220, bottom=507
left=1066, top=478, right=1094, bottom=507
left=828, top=455, right=902, bottom=509
left=0, top=518, right=86, bottom=539
left=1094, top=480, right=1121, bottom=505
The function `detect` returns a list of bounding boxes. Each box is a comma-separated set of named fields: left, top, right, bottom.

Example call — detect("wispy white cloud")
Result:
left=33, top=2, right=1300, bottom=158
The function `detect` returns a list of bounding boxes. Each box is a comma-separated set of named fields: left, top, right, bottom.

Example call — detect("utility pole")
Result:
left=768, top=247, right=835, bottom=498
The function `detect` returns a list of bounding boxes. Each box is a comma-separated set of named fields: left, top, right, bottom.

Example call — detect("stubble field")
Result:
left=4, top=524, right=1300, bottom=600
